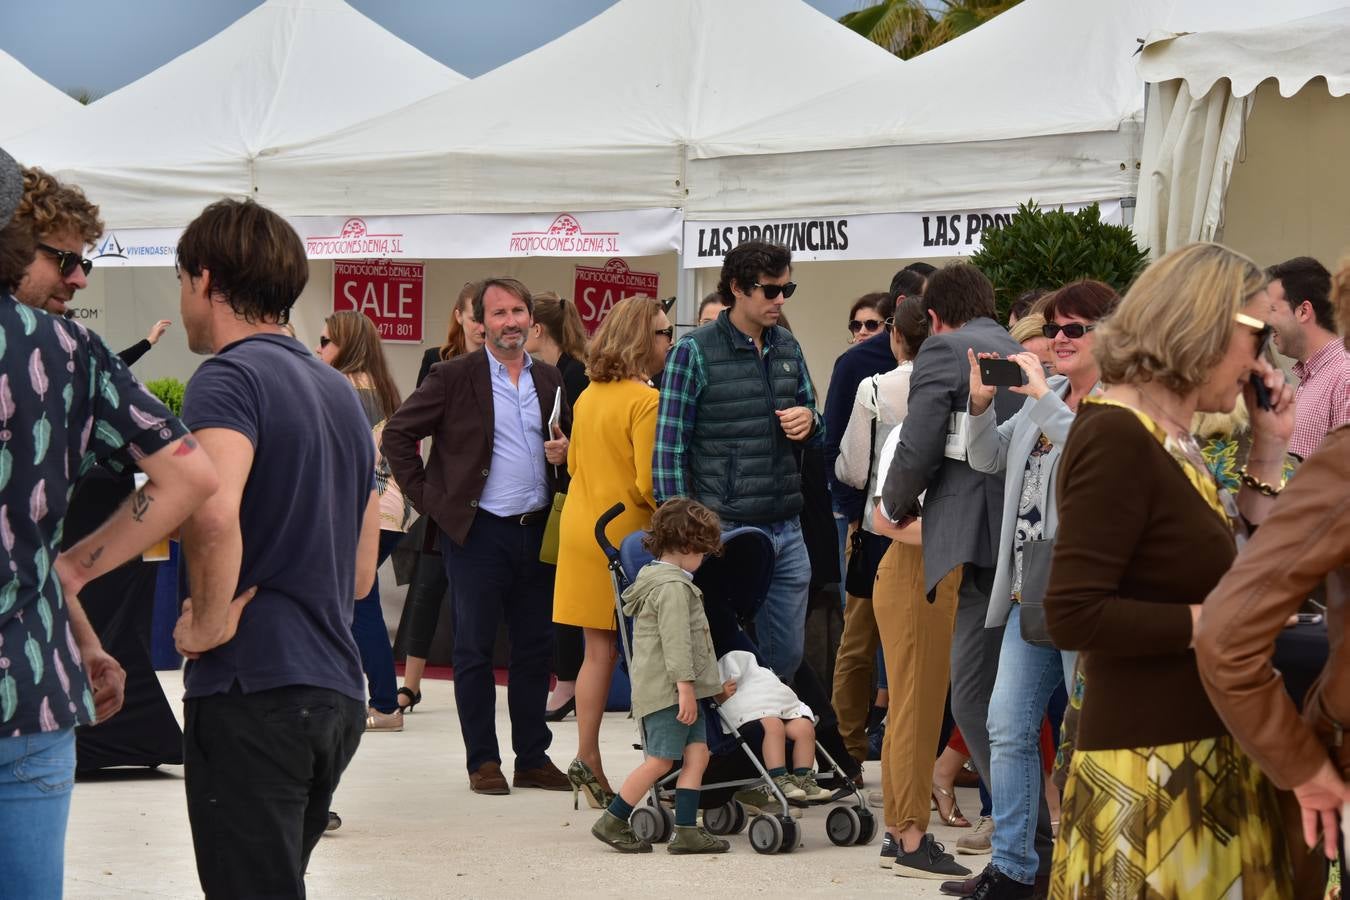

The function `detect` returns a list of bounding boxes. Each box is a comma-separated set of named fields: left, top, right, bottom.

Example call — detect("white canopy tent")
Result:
left=680, top=0, right=1173, bottom=264
left=1134, top=1, right=1350, bottom=257
left=0, top=50, right=82, bottom=143
left=251, top=0, right=902, bottom=261
left=8, top=0, right=465, bottom=242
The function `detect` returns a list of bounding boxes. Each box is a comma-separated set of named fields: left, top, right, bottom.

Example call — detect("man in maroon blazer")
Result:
left=384, top=277, right=571, bottom=795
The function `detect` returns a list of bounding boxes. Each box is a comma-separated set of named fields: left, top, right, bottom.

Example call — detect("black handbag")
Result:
left=1016, top=537, right=1056, bottom=648
left=843, top=379, right=890, bottom=599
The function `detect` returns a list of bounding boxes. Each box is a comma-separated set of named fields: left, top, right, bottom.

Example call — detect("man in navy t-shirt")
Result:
left=171, top=199, right=379, bottom=899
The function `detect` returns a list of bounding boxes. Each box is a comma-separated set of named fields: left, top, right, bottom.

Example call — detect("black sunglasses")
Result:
left=319, top=336, right=333, bottom=348
left=1041, top=322, right=1096, bottom=340
left=654, top=326, right=674, bottom=340
left=753, top=281, right=797, bottom=300
left=848, top=319, right=884, bottom=335
left=37, top=243, right=93, bottom=278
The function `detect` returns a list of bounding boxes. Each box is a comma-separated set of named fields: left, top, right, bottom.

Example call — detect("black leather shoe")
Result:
left=968, top=867, right=1035, bottom=900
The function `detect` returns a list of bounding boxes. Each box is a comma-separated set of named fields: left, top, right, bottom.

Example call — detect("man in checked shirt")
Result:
left=653, top=240, right=822, bottom=679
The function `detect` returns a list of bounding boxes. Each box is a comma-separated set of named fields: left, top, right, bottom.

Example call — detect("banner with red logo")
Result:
left=572, top=259, right=660, bottom=335
left=332, top=259, right=424, bottom=343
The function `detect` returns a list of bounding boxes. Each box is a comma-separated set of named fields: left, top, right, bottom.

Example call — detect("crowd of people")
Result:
left=0, top=139, right=1345, bottom=899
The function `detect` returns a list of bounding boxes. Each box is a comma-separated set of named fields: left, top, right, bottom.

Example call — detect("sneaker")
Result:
left=893, top=833, right=972, bottom=880
left=773, top=773, right=807, bottom=802
left=956, top=816, right=993, bottom=855
left=591, top=810, right=652, bottom=853
left=879, top=831, right=899, bottom=868
left=733, top=784, right=785, bottom=816
left=867, top=790, right=885, bottom=809
left=792, top=772, right=831, bottom=803
left=667, top=825, right=730, bottom=855
left=365, top=707, right=403, bottom=732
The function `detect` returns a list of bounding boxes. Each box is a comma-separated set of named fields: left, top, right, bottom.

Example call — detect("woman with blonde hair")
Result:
left=1044, top=243, right=1296, bottom=897
left=319, top=311, right=414, bottom=731
left=552, top=295, right=674, bottom=807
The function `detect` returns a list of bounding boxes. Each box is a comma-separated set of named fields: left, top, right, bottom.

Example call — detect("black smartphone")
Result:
left=979, top=357, right=1025, bottom=387
left=1249, top=329, right=1278, bottom=411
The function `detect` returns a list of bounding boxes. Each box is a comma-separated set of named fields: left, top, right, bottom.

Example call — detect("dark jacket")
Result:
left=823, top=331, right=896, bottom=522
left=555, top=351, right=590, bottom=409
left=382, top=348, right=571, bottom=546
left=687, top=317, right=804, bottom=524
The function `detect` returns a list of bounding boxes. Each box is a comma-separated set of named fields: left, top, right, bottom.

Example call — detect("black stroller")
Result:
left=594, top=503, right=875, bottom=854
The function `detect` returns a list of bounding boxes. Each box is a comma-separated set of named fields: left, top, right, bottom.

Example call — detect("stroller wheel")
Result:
left=729, top=800, right=748, bottom=834
left=777, top=816, right=801, bottom=853
left=630, top=806, right=674, bottom=844
left=826, top=805, right=862, bottom=847
left=704, top=800, right=744, bottom=836
left=854, top=807, right=878, bottom=845
left=748, top=814, right=784, bottom=854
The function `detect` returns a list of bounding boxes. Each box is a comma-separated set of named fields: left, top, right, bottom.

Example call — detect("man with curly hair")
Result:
left=12, top=167, right=172, bottom=358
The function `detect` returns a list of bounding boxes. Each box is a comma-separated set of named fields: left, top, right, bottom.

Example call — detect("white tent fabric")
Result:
left=253, top=0, right=901, bottom=218
left=8, top=0, right=465, bottom=228
left=1133, top=2, right=1350, bottom=255
left=0, top=51, right=82, bottom=143
left=684, top=0, right=1172, bottom=219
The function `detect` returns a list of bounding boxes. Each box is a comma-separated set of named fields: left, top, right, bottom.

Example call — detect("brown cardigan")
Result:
left=1196, top=426, right=1350, bottom=788
left=382, top=348, right=571, bottom=546
left=1045, top=402, right=1233, bottom=750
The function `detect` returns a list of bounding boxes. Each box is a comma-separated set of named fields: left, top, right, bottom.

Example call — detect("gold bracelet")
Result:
left=1238, top=466, right=1283, bottom=497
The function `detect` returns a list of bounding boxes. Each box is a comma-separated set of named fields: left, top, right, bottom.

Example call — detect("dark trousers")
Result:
left=553, top=624, right=584, bottom=682
left=442, top=514, right=556, bottom=773
left=184, top=685, right=364, bottom=899
left=351, top=530, right=404, bottom=712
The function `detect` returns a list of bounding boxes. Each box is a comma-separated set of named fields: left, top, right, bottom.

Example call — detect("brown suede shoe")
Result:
left=469, top=762, right=510, bottom=795
left=512, top=758, right=570, bottom=790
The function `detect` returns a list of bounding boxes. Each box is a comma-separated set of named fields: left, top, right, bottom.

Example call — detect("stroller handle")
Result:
left=594, top=502, right=626, bottom=556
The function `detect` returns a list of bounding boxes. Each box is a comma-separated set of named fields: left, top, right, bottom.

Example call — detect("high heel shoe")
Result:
left=397, top=687, right=421, bottom=712
left=931, top=782, right=971, bottom=828
left=544, top=696, right=576, bottom=722
left=567, top=757, right=615, bottom=811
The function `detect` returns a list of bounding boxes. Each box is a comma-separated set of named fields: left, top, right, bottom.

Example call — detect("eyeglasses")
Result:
left=753, top=281, right=797, bottom=300
left=848, top=319, right=884, bottom=335
left=1234, top=312, right=1274, bottom=357
left=654, top=326, right=675, bottom=340
left=319, top=336, right=333, bottom=348
left=36, top=243, right=93, bottom=278
left=1041, top=322, right=1096, bottom=340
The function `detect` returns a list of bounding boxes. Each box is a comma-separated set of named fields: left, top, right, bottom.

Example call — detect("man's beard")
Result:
left=490, top=328, right=524, bottom=351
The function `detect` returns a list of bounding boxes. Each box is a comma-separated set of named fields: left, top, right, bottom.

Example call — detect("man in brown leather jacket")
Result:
left=1197, top=288, right=1350, bottom=887
left=383, top=277, right=572, bottom=796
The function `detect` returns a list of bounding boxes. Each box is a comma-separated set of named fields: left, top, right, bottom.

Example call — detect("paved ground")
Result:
left=65, top=671, right=989, bottom=898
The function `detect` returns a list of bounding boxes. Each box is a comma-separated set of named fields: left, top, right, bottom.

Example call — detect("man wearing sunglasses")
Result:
left=654, top=240, right=822, bottom=679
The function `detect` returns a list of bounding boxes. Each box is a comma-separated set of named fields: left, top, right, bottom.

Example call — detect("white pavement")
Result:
left=65, top=671, right=989, bottom=898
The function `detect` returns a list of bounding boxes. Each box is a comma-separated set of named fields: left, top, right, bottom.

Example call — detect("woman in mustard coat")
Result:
left=554, top=295, right=673, bottom=808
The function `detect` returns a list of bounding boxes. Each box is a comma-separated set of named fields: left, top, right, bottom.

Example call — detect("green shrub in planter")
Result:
left=970, top=202, right=1150, bottom=322
left=144, top=377, right=186, bottom=417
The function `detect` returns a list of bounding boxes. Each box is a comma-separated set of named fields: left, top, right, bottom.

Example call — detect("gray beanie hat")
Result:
left=0, top=147, right=21, bottom=229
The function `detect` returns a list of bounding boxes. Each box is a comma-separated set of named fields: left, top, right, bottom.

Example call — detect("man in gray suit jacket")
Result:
left=879, top=263, right=1023, bottom=846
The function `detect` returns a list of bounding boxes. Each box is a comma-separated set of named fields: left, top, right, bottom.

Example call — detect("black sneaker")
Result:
left=893, top=833, right=972, bottom=881
left=968, top=866, right=1034, bottom=900
left=879, top=832, right=899, bottom=868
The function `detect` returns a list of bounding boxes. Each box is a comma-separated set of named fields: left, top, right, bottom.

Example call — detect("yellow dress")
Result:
left=552, top=379, right=658, bottom=630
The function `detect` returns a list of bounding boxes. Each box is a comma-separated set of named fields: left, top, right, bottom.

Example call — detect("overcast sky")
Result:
left=1, top=0, right=865, bottom=96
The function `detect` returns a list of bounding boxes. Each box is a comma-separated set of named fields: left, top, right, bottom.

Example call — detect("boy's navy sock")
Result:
left=607, top=795, right=635, bottom=821
left=792, top=767, right=811, bottom=777
left=674, top=788, right=699, bottom=827
left=768, top=766, right=787, bottom=778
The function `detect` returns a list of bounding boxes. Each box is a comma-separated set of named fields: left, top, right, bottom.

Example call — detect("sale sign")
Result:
left=572, top=258, right=660, bottom=335
left=333, top=259, right=424, bottom=343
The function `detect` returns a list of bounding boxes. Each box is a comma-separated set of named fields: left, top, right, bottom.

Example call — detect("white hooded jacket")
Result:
left=714, top=650, right=813, bottom=730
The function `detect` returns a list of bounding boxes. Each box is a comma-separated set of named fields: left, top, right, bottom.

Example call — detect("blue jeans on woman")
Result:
left=987, top=604, right=1076, bottom=884
left=351, top=530, right=404, bottom=714
left=0, top=728, right=76, bottom=896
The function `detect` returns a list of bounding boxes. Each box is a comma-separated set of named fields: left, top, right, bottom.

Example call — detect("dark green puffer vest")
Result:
left=686, top=315, right=804, bottom=524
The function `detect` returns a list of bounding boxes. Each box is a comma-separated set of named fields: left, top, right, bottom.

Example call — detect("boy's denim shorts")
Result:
left=641, top=703, right=707, bottom=760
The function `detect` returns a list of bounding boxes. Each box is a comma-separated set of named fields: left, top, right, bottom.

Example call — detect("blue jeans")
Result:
left=833, top=513, right=848, bottom=612
left=0, top=728, right=76, bottom=896
left=351, top=530, right=404, bottom=713
left=729, top=517, right=811, bottom=679
left=988, top=604, right=1071, bottom=883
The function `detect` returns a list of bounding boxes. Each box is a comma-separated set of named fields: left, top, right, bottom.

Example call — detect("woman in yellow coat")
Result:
left=554, top=295, right=674, bottom=808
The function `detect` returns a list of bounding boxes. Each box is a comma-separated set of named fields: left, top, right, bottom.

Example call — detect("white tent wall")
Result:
left=0, top=50, right=83, bottom=142
left=1216, top=81, right=1350, bottom=268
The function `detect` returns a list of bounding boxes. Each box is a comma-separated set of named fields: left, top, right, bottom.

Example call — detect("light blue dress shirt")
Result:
left=479, top=351, right=550, bottom=516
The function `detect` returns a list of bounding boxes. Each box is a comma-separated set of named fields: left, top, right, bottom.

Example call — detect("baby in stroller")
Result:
left=591, top=499, right=731, bottom=855
left=716, top=650, right=833, bottom=815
